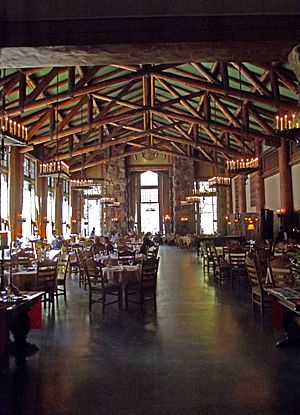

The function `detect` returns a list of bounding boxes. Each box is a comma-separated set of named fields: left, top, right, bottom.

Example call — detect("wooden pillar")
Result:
left=227, top=185, right=233, bottom=214
left=238, top=175, right=247, bottom=213
left=54, top=179, right=63, bottom=235
left=9, top=148, right=24, bottom=240
left=255, top=139, right=265, bottom=212
left=217, top=188, right=227, bottom=235
left=279, top=136, right=293, bottom=234
left=70, top=189, right=82, bottom=234
left=36, top=176, right=48, bottom=239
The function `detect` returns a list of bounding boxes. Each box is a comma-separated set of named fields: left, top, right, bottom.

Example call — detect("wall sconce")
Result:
left=164, top=214, right=171, bottom=222
left=227, top=221, right=232, bottom=225
left=247, top=223, right=255, bottom=231
left=111, top=217, right=119, bottom=223
left=71, top=219, right=77, bottom=224
left=180, top=216, right=189, bottom=223
left=276, top=208, right=286, bottom=218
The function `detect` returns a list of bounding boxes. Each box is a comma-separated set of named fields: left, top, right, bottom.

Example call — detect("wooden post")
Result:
left=217, top=188, right=227, bottom=235
left=54, top=180, right=63, bottom=235
left=238, top=175, right=247, bottom=213
left=255, top=138, right=265, bottom=212
left=9, top=148, right=24, bottom=240
left=278, top=136, right=293, bottom=234
left=70, top=189, right=82, bottom=234
left=36, top=176, right=48, bottom=238
left=227, top=185, right=233, bottom=214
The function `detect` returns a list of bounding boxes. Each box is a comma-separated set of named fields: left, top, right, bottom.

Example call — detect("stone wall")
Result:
left=172, top=158, right=195, bottom=234
left=104, top=159, right=127, bottom=234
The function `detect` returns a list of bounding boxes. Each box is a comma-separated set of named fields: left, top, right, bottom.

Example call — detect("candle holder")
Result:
left=39, top=161, right=70, bottom=179
left=226, top=157, right=259, bottom=176
left=208, top=176, right=231, bottom=188
left=274, top=113, right=300, bottom=142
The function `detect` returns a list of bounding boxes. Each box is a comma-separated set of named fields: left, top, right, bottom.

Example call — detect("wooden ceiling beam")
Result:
left=230, top=63, right=271, bottom=96
left=25, top=68, right=60, bottom=105
left=154, top=70, right=299, bottom=112
left=151, top=107, right=276, bottom=144
left=5, top=70, right=147, bottom=118
left=30, top=107, right=147, bottom=145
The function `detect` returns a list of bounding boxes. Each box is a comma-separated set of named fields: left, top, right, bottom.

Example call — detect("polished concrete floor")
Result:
left=1, top=246, right=300, bottom=415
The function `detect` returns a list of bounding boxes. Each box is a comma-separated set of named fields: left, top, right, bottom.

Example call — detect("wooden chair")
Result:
left=209, top=245, right=231, bottom=286
left=147, top=246, right=159, bottom=259
left=78, top=250, right=93, bottom=289
left=246, top=255, right=271, bottom=321
left=202, top=242, right=214, bottom=272
left=254, top=249, right=273, bottom=282
left=36, top=259, right=57, bottom=311
left=268, top=256, right=293, bottom=288
left=85, top=258, right=122, bottom=313
left=125, top=257, right=160, bottom=310
left=118, top=250, right=136, bottom=264
left=56, top=253, right=69, bottom=301
left=228, top=246, right=247, bottom=286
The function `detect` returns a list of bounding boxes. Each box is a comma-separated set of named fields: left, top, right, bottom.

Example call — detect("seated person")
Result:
left=90, top=236, right=105, bottom=254
left=104, top=237, right=114, bottom=253
left=139, top=235, right=154, bottom=255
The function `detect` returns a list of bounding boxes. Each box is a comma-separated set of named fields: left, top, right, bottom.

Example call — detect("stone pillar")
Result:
left=105, top=159, right=127, bottom=234
left=173, top=158, right=195, bottom=234
left=9, top=148, right=24, bottom=240
left=238, top=175, right=247, bottom=213
left=36, top=176, right=48, bottom=239
left=54, top=179, right=63, bottom=235
left=217, top=188, right=227, bottom=235
left=279, top=137, right=293, bottom=234
left=255, top=139, right=265, bottom=212
left=70, top=189, right=83, bottom=234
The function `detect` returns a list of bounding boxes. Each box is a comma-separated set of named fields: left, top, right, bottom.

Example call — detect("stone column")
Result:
left=279, top=136, right=293, bottom=234
left=105, top=159, right=127, bottom=234
left=173, top=158, right=195, bottom=234
left=226, top=186, right=233, bottom=214
left=9, top=148, right=24, bottom=240
left=36, top=176, right=48, bottom=239
left=54, top=179, right=63, bottom=235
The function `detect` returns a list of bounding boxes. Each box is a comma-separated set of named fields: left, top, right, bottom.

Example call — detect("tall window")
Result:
left=22, top=157, right=37, bottom=238
left=195, top=181, right=217, bottom=234
left=140, top=171, right=160, bottom=233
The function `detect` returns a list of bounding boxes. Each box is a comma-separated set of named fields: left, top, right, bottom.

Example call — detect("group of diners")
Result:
left=199, top=238, right=300, bottom=347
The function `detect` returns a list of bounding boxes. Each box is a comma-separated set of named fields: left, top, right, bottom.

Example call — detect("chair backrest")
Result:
left=57, top=253, right=69, bottom=280
left=78, top=250, right=93, bottom=271
left=147, top=246, right=159, bottom=259
left=268, top=256, right=293, bottom=288
left=36, top=259, right=57, bottom=292
left=118, top=250, right=135, bottom=258
left=84, top=257, right=104, bottom=288
left=141, top=257, right=160, bottom=284
left=118, top=250, right=136, bottom=264
left=254, top=249, right=273, bottom=281
left=209, top=245, right=220, bottom=267
left=228, top=246, right=246, bottom=267
left=245, top=255, right=263, bottom=291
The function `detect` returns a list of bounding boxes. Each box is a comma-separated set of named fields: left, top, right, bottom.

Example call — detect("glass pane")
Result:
left=140, top=203, right=160, bottom=233
left=141, top=188, right=158, bottom=203
left=140, top=171, right=158, bottom=186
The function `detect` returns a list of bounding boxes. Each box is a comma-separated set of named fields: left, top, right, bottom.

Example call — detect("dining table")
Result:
left=102, top=264, right=141, bottom=286
left=94, top=253, right=144, bottom=265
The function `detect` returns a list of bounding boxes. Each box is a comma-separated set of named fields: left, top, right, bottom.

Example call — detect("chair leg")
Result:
left=63, top=282, right=67, bottom=301
left=89, top=293, right=92, bottom=312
